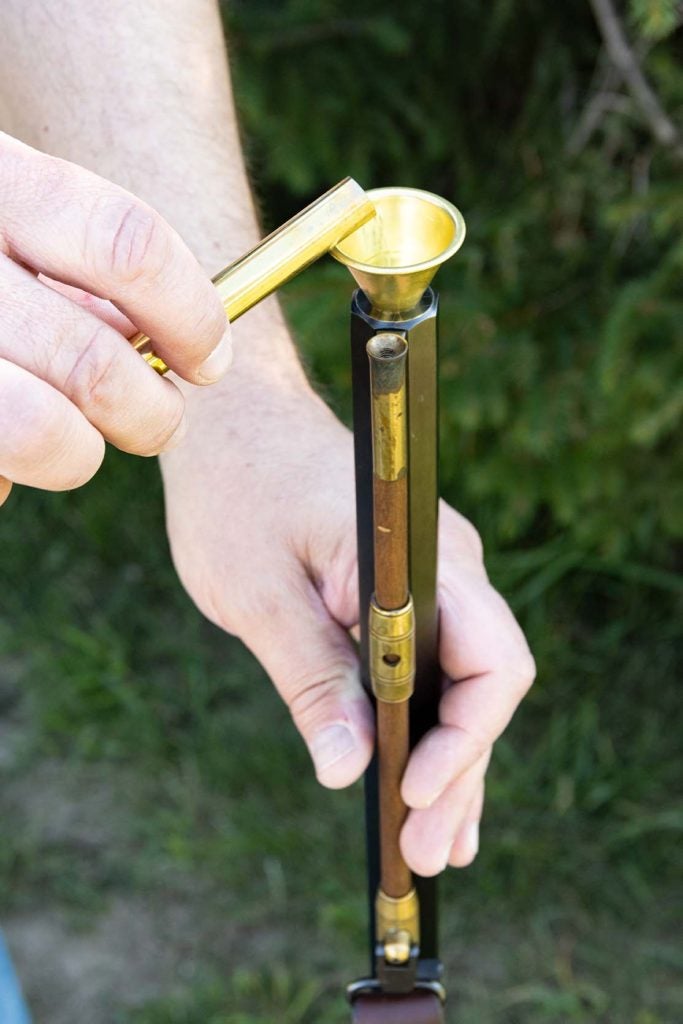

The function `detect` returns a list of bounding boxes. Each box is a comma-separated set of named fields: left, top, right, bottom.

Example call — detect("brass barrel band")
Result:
left=375, top=886, right=420, bottom=964
left=369, top=596, right=415, bottom=703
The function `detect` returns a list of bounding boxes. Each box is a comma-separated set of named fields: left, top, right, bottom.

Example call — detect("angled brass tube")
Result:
left=130, top=177, right=375, bottom=374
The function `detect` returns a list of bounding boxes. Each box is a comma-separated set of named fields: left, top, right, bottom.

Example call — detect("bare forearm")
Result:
left=0, top=5, right=538, bottom=874
left=0, top=0, right=305, bottom=392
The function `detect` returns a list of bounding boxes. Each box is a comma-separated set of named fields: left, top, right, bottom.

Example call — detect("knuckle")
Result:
left=2, top=374, right=103, bottom=488
left=31, top=154, right=72, bottom=208
left=62, top=323, right=119, bottom=409
left=89, top=195, right=167, bottom=286
left=440, top=503, right=485, bottom=567
left=130, top=398, right=184, bottom=457
left=462, top=519, right=484, bottom=562
left=170, top=560, right=235, bottom=634
left=287, top=675, right=334, bottom=726
left=3, top=146, right=69, bottom=215
left=450, top=846, right=476, bottom=869
left=510, top=649, right=537, bottom=697
left=287, top=668, right=352, bottom=732
left=49, top=410, right=105, bottom=491
left=5, top=377, right=58, bottom=449
left=188, top=291, right=227, bottom=350
left=59, top=447, right=103, bottom=490
left=60, top=323, right=184, bottom=456
left=459, top=725, right=490, bottom=764
left=401, top=833, right=439, bottom=878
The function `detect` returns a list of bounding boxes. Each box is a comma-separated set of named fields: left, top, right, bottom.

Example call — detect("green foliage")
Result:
left=1, top=3, right=682, bottom=1021
left=226, top=0, right=683, bottom=559
left=630, top=0, right=681, bottom=41
left=124, top=968, right=343, bottom=1024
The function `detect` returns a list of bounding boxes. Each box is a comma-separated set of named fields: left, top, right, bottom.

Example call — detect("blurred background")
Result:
left=0, top=1, right=681, bottom=1021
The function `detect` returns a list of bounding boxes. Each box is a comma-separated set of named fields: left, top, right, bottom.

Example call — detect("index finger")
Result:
left=0, top=132, right=231, bottom=385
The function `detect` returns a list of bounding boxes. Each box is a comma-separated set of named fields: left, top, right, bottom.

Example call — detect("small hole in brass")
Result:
left=383, top=653, right=401, bottom=667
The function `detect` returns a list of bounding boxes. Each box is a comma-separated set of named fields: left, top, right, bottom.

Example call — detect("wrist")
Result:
left=160, top=302, right=326, bottom=476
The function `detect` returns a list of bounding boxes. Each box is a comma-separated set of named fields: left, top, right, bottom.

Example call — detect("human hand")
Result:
left=161, top=370, right=535, bottom=876
left=0, top=132, right=232, bottom=506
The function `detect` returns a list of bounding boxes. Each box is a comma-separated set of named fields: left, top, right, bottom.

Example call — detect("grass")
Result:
left=0, top=267, right=681, bottom=1022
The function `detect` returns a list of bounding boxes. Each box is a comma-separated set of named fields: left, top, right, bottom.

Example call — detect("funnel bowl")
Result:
left=331, top=187, right=465, bottom=314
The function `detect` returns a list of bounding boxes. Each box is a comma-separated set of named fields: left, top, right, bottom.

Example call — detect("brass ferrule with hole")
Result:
left=375, top=887, right=420, bottom=964
left=369, top=596, right=415, bottom=703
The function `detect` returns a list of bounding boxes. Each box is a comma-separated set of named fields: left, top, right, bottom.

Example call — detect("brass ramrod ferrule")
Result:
left=130, top=177, right=375, bottom=374
left=375, top=887, right=420, bottom=965
left=367, top=332, right=408, bottom=482
left=369, top=597, right=415, bottom=703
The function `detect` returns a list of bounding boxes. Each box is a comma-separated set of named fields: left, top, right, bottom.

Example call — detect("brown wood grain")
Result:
left=373, top=474, right=408, bottom=611
left=377, top=701, right=412, bottom=897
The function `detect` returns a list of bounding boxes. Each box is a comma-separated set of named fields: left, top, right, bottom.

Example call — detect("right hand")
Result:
left=0, top=131, right=232, bottom=506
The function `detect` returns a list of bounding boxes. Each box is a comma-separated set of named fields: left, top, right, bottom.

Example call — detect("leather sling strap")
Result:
left=352, top=990, right=445, bottom=1023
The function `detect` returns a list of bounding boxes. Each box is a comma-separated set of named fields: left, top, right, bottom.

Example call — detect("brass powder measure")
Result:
left=129, top=177, right=375, bottom=374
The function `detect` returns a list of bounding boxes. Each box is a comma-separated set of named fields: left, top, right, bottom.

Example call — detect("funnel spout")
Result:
left=330, top=187, right=465, bottom=316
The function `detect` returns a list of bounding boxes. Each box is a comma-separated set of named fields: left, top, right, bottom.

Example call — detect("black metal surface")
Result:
left=349, top=288, right=442, bottom=982
left=374, top=944, right=419, bottom=994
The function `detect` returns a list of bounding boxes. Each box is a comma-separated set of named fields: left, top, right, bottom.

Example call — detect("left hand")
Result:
left=161, top=371, right=535, bottom=876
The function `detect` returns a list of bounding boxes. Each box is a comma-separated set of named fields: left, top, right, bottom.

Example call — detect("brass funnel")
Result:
left=330, top=187, right=465, bottom=315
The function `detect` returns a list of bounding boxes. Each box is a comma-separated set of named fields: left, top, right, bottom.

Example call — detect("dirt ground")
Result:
left=2, top=662, right=680, bottom=1024
left=1, top=693, right=262, bottom=1024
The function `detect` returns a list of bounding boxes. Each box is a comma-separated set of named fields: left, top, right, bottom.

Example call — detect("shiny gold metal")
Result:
left=369, top=597, right=415, bottom=703
left=367, top=332, right=408, bottom=482
left=131, top=177, right=375, bottom=374
left=375, top=887, right=420, bottom=964
left=384, top=930, right=412, bottom=965
left=331, top=186, right=465, bottom=315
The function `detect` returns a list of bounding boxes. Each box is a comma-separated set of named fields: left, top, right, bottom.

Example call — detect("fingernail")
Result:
left=160, top=414, right=188, bottom=453
left=309, top=724, right=357, bottom=780
left=197, top=326, right=232, bottom=384
left=436, top=842, right=453, bottom=873
left=466, top=820, right=479, bottom=859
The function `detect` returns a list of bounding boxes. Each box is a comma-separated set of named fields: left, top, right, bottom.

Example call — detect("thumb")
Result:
left=238, top=565, right=374, bottom=789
